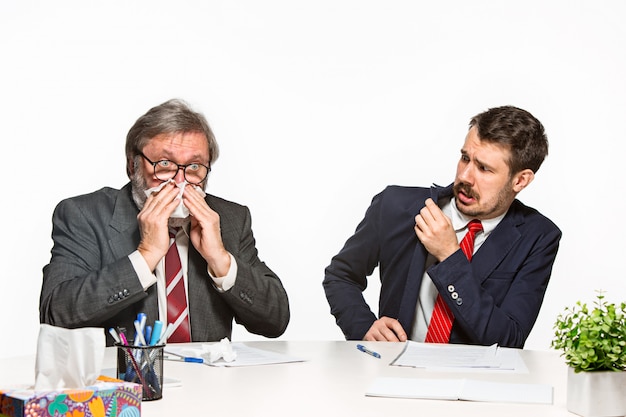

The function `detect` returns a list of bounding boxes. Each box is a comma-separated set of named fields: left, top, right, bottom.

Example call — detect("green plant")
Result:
left=551, top=291, right=626, bottom=372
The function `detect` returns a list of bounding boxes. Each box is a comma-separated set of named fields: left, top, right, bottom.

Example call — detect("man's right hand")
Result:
left=137, top=182, right=180, bottom=271
left=363, top=316, right=408, bottom=342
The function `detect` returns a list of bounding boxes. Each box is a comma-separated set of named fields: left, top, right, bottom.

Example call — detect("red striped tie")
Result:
left=165, top=228, right=191, bottom=343
left=425, top=219, right=483, bottom=343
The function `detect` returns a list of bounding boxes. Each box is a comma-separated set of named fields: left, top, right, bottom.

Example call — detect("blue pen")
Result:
left=357, top=344, right=381, bottom=359
left=150, top=320, right=164, bottom=345
left=165, top=356, right=204, bottom=363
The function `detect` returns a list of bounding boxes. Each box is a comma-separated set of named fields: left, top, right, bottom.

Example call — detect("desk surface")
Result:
left=1, top=341, right=574, bottom=416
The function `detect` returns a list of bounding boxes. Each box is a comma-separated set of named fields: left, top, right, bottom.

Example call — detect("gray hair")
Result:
left=125, top=99, right=219, bottom=178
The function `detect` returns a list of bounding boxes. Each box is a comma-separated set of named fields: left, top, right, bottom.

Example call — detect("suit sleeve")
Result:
left=323, top=191, right=383, bottom=340
left=218, top=205, right=290, bottom=338
left=427, top=216, right=562, bottom=348
left=39, top=198, right=147, bottom=328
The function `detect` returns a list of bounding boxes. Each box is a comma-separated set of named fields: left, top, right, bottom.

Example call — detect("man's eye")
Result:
left=157, top=160, right=172, bottom=168
left=188, top=163, right=200, bottom=171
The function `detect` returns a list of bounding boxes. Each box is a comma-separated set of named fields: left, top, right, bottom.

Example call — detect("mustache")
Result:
left=454, top=182, right=478, bottom=200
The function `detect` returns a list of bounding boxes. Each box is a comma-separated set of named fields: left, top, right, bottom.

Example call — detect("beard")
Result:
left=453, top=181, right=514, bottom=219
left=130, top=170, right=191, bottom=229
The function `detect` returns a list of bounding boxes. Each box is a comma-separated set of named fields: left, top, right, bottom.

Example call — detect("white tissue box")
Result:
left=0, top=375, right=142, bottom=417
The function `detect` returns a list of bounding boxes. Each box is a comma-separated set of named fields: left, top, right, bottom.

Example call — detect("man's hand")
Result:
left=364, top=316, right=408, bottom=342
left=137, top=182, right=180, bottom=270
left=183, top=186, right=231, bottom=277
left=414, top=198, right=459, bottom=262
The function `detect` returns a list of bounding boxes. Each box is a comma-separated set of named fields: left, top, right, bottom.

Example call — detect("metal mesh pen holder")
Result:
left=116, top=343, right=165, bottom=401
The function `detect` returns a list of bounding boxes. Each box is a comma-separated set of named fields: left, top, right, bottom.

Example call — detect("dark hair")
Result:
left=125, top=99, right=219, bottom=178
left=469, top=106, right=548, bottom=174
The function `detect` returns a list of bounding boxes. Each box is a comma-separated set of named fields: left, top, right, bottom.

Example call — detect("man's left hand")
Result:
left=183, top=186, right=231, bottom=277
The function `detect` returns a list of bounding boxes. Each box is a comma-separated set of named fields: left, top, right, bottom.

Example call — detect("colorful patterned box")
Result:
left=0, top=375, right=141, bottom=417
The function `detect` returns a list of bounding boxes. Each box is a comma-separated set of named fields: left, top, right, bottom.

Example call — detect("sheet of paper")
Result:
left=366, top=377, right=553, bottom=405
left=165, top=343, right=305, bottom=367
left=390, top=341, right=525, bottom=372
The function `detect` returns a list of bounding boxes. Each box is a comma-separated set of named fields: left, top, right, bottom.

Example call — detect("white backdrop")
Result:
left=1, top=1, right=625, bottom=358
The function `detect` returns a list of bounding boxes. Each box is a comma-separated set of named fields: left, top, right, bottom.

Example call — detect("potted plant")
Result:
left=551, top=291, right=626, bottom=417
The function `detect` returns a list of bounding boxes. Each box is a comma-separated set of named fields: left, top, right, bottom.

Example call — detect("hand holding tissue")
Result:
left=144, top=179, right=206, bottom=218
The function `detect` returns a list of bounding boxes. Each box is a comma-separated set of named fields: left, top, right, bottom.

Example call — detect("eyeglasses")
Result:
left=139, top=152, right=211, bottom=185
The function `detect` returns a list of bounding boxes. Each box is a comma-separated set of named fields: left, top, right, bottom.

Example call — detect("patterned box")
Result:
left=0, top=375, right=141, bottom=417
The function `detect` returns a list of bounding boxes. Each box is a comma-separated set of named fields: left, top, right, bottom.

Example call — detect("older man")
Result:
left=41, top=99, right=290, bottom=345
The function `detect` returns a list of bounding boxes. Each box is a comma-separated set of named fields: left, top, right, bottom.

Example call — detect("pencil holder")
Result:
left=116, top=343, right=165, bottom=401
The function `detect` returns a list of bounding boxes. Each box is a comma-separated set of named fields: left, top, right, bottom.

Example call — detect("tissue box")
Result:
left=0, top=376, right=141, bottom=417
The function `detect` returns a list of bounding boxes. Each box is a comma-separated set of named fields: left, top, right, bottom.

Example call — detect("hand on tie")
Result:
left=414, top=198, right=459, bottom=262
left=425, top=219, right=483, bottom=343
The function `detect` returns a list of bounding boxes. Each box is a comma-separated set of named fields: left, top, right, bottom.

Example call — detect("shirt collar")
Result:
left=448, top=197, right=506, bottom=237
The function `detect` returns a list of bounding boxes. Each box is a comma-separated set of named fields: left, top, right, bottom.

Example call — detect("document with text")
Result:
left=166, top=343, right=305, bottom=367
left=390, top=341, right=527, bottom=372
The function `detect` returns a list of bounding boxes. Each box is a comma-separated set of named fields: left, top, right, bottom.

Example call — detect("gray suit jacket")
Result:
left=40, top=183, right=290, bottom=345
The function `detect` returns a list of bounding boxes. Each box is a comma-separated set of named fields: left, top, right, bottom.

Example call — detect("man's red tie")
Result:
left=424, top=219, right=483, bottom=343
left=165, top=228, right=191, bottom=342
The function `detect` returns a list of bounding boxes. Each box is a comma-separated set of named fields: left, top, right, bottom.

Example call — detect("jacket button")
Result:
left=447, top=285, right=455, bottom=292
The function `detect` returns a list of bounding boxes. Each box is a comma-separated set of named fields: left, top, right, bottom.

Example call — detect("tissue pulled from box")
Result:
left=34, top=324, right=105, bottom=391
left=172, top=337, right=237, bottom=363
left=144, top=179, right=206, bottom=218
left=202, top=338, right=237, bottom=363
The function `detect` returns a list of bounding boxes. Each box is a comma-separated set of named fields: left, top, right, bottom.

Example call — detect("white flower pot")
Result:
left=567, top=367, right=626, bottom=417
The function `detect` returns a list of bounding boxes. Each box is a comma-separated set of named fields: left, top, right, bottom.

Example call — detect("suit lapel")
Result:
left=471, top=202, right=523, bottom=283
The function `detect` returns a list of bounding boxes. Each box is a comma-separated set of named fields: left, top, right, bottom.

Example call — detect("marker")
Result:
left=157, top=323, right=175, bottom=345
left=165, top=355, right=204, bottom=363
left=133, top=320, right=147, bottom=346
left=118, top=331, right=130, bottom=346
left=108, top=328, right=121, bottom=344
left=135, top=313, right=147, bottom=343
left=145, top=325, right=152, bottom=346
left=357, top=344, right=381, bottom=359
left=150, top=320, right=164, bottom=345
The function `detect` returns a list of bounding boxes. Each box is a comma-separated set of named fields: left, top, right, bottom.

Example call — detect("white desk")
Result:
left=0, top=341, right=574, bottom=416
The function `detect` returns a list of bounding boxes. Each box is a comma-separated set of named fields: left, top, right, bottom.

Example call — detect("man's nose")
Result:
left=173, top=167, right=186, bottom=183
left=457, top=164, right=474, bottom=184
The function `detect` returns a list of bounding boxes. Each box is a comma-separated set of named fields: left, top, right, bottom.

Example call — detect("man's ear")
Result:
left=511, top=169, right=535, bottom=193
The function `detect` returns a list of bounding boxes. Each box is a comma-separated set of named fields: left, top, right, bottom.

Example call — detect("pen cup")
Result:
left=116, top=343, right=165, bottom=401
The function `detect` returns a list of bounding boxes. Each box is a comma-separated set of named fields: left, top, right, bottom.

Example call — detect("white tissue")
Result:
left=34, top=324, right=105, bottom=390
left=144, top=180, right=206, bottom=218
left=201, top=338, right=237, bottom=363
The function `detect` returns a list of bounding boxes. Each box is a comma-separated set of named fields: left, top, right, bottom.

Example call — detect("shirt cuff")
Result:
left=209, top=252, right=237, bottom=292
left=129, top=250, right=157, bottom=290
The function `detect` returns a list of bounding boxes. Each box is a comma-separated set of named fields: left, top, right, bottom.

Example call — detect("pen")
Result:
left=357, top=344, right=381, bottom=359
left=165, top=355, right=204, bottom=363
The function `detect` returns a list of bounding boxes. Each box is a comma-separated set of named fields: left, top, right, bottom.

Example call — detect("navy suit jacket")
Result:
left=323, top=184, right=561, bottom=348
left=40, top=183, right=290, bottom=346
